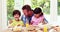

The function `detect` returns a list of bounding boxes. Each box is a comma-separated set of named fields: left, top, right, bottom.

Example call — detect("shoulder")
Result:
left=19, top=20, right=24, bottom=24
left=31, top=16, right=36, bottom=21
left=19, top=20, right=23, bottom=23
left=39, top=15, right=44, bottom=20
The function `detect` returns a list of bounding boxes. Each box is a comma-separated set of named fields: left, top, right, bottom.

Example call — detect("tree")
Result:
left=31, top=0, right=50, bottom=14
left=58, top=0, right=60, bottom=15
left=7, top=0, right=14, bottom=20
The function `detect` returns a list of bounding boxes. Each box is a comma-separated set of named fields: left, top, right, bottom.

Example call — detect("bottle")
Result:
left=44, top=24, right=48, bottom=32
left=26, top=19, right=29, bottom=28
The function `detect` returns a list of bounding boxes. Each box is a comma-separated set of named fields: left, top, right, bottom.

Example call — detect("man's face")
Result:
left=28, top=11, right=33, bottom=16
left=23, top=9, right=29, bottom=16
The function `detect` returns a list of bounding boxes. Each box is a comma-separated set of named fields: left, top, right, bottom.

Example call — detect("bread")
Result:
left=28, top=30, right=37, bottom=32
left=27, top=25, right=35, bottom=30
left=13, top=26, right=22, bottom=32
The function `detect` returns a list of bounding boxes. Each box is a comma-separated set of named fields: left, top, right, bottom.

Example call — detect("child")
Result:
left=31, top=7, right=45, bottom=25
left=8, top=10, right=24, bottom=27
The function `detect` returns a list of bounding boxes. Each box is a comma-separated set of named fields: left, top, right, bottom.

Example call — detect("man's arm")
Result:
left=44, top=18, right=48, bottom=23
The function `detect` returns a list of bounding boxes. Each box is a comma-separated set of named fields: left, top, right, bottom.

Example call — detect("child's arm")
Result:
left=8, top=20, right=14, bottom=28
left=8, top=21, right=15, bottom=28
left=41, top=19, right=47, bottom=24
left=8, top=23, right=14, bottom=28
left=40, top=17, right=47, bottom=24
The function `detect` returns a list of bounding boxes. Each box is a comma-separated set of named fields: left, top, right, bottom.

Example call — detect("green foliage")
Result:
left=31, top=0, right=50, bottom=14
left=58, top=2, right=60, bottom=15
left=58, top=0, right=60, bottom=2
left=7, top=0, right=14, bottom=20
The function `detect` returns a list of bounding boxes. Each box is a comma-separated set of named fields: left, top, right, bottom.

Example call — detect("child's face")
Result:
left=14, top=14, right=20, bottom=21
left=34, top=13, right=40, bottom=18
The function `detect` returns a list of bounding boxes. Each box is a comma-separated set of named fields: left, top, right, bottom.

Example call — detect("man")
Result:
left=21, top=5, right=33, bottom=24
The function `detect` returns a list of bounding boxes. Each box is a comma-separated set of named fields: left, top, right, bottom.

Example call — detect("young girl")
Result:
left=8, top=10, right=24, bottom=27
left=31, top=7, right=45, bottom=25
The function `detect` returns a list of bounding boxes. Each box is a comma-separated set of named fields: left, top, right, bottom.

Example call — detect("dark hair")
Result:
left=13, top=10, right=21, bottom=17
left=22, top=5, right=31, bottom=11
left=33, top=7, right=43, bottom=16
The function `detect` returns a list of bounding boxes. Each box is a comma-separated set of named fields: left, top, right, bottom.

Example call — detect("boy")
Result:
left=9, top=10, right=24, bottom=27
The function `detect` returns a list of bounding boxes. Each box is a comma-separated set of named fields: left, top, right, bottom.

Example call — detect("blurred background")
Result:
left=58, top=0, right=60, bottom=15
left=58, top=0, right=60, bottom=21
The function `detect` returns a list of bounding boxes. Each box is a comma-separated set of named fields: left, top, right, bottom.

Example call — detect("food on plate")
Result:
left=27, top=25, right=36, bottom=30
left=13, top=26, right=22, bottom=32
left=28, top=29, right=37, bottom=32
left=37, top=30, right=43, bottom=32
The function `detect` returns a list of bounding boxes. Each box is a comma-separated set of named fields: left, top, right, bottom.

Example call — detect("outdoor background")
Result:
left=58, top=0, right=60, bottom=15
left=58, top=0, right=60, bottom=22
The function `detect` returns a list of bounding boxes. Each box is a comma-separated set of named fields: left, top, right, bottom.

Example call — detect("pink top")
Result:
left=31, top=16, right=44, bottom=25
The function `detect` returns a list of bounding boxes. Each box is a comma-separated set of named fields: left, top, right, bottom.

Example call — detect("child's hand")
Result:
left=9, top=19, right=13, bottom=24
left=8, top=25, right=14, bottom=28
left=42, top=20, right=47, bottom=24
left=31, top=21, right=34, bottom=25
